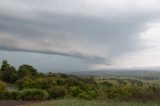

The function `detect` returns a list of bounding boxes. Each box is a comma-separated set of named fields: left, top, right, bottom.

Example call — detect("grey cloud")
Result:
left=1, top=0, right=160, bottom=67
left=0, top=45, right=105, bottom=64
left=0, top=13, right=158, bottom=52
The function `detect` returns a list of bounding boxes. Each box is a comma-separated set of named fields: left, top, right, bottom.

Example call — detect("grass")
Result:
left=28, top=99, right=160, bottom=106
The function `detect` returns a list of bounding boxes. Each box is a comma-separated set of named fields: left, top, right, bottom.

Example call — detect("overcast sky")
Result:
left=1, top=0, right=160, bottom=72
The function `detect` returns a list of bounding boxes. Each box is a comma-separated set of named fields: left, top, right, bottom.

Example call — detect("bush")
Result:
left=69, top=86, right=81, bottom=97
left=0, top=81, right=6, bottom=92
left=10, top=91, right=21, bottom=100
left=78, top=91, right=97, bottom=100
left=0, top=89, right=48, bottom=100
left=78, top=92, right=89, bottom=99
left=106, top=86, right=134, bottom=99
left=0, top=91, right=21, bottom=100
left=0, top=91, right=9, bottom=99
left=87, top=91, right=98, bottom=99
left=48, top=86, right=66, bottom=99
left=20, top=89, right=49, bottom=100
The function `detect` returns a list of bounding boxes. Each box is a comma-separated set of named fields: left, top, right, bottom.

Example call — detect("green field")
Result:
left=29, top=99, right=160, bottom=106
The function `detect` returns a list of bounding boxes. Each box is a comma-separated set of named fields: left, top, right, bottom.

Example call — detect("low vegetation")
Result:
left=0, top=60, right=160, bottom=104
left=28, top=99, right=160, bottom=106
left=0, top=89, right=48, bottom=100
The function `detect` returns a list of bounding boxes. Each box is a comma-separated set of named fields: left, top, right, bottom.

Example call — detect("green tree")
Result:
left=1, top=66, right=18, bottom=83
left=18, top=65, right=37, bottom=78
left=0, top=60, right=10, bottom=72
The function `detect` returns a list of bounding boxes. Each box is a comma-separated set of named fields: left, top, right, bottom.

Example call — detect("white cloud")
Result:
left=140, top=22, right=160, bottom=48
left=109, top=22, right=160, bottom=68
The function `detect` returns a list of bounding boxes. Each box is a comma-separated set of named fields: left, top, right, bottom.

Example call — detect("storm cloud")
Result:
left=1, top=0, right=160, bottom=71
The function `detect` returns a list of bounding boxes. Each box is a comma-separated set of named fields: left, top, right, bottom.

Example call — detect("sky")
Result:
left=1, top=0, right=160, bottom=72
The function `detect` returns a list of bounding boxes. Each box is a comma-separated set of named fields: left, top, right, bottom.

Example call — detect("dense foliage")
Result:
left=0, top=60, right=160, bottom=101
left=0, top=89, right=48, bottom=100
left=0, top=81, right=6, bottom=92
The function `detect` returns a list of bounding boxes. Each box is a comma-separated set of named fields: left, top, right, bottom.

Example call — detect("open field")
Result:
left=0, top=99, right=159, bottom=106
left=28, top=99, right=160, bottom=106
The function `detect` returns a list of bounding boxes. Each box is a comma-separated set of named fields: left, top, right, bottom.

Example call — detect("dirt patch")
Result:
left=0, top=100, right=40, bottom=106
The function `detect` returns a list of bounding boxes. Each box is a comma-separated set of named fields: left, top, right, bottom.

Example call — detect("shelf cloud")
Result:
left=1, top=0, right=160, bottom=71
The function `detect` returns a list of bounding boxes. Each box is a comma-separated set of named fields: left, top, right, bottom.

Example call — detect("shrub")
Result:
left=0, top=90, right=21, bottom=100
left=48, top=86, right=66, bottom=99
left=66, top=78, right=81, bottom=88
left=10, top=91, right=21, bottom=100
left=69, top=86, right=81, bottom=97
left=0, top=89, right=48, bottom=100
left=106, top=86, right=131, bottom=99
left=1, top=91, right=10, bottom=99
left=57, top=79, right=66, bottom=85
left=0, top=81, right=6, bottom=92
left=78, top=91, right=97, bottom=100
left=34, top=77, right=56, bottom=89
left=15, top=76, right=33, bottom=90
left=87, top=91, right=98, bottom=99
left=131, top=86, right=155, bottom=101
left=20, top=89, right=49, bottom=100
left=78, top=92, right=91, bottom=100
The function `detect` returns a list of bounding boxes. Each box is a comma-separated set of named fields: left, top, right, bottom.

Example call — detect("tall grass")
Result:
left=28, top=99, right=160, bottom=106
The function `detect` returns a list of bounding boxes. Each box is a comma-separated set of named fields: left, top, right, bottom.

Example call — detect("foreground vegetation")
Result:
left=0, top=60, right=160, bottom=103
left=28, top=99, right=160, bottom=106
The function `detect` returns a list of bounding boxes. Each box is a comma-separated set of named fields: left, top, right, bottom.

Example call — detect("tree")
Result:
left=18, top=65, right=37, bottom=78
left=0, top=60, right=10, bottom=72
left=0, top=66, right=18, bottom=83
left=0, top=60, right=18, bottom=83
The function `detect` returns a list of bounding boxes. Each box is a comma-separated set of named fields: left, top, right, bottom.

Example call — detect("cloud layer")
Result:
left=1, top=0, right=160, bottom=70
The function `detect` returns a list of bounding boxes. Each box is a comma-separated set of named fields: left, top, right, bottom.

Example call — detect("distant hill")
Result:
left=69, top=70, right=160, bottom=80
